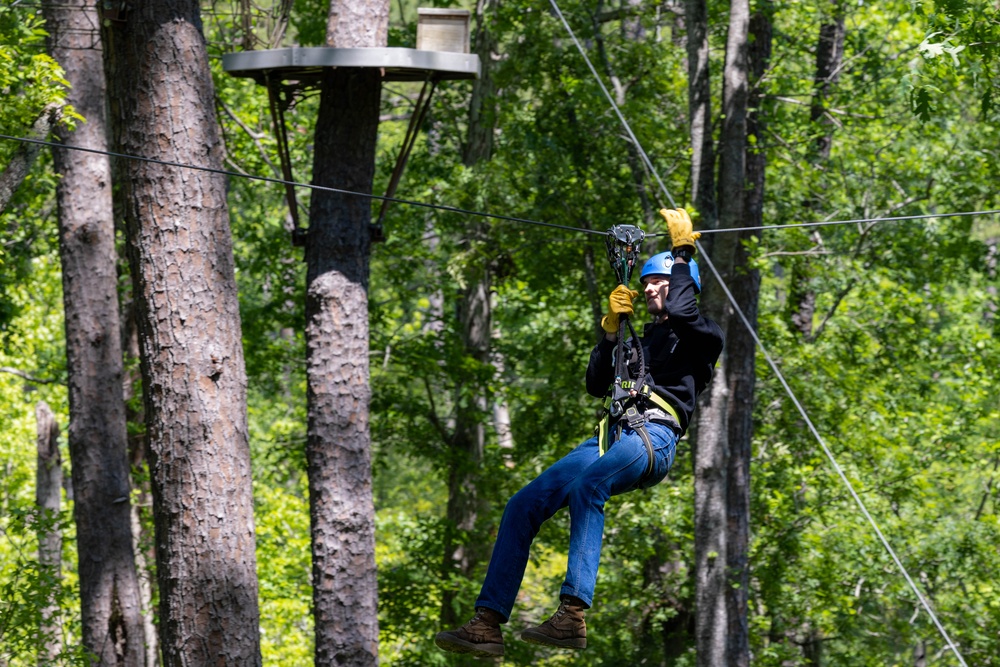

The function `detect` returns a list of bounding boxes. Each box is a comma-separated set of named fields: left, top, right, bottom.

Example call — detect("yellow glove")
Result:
left=601, top=284, right=639, bottom=334
left=658, top=207, right=702, bottom=251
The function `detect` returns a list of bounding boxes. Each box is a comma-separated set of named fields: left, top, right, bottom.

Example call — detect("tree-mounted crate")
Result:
left=416, top=8, right=471, bottom=54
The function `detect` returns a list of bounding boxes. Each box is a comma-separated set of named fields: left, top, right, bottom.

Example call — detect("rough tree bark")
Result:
left=684, top=3, right=723, bottom=659
left=725, top=4, right=773, bottom=666
left=100, top=2, right=262, bottom=665
left=790, top=0, right=847, bottom=339
left=592, top=0, right=654, bottom=220
left=35, top=401, right=62, bottom=667
left=692, top=0, right=750, bottom=664
left=45, top=2, right=146, bottom=663
left=304, top=1, right=388, bottom=664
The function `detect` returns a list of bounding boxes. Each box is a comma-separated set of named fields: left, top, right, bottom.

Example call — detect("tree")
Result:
left=685, top=0, right=716, bottom=230
left=45, top=1, right=146, bottom=662
left=34, top=400, right=61, bottom=666
left=8, top=1, right=1000, bottom=664
left=725, top=3, right=773, bottom=665
left=810, top=0, right=846, bottom=161
left=0, top=3, right=69, bottom=213
left=304, top=1, right=387, bottom=663
left=0, top=105, right=59, bottom=215
left=786, top=0, right=849, bottom=339
left=439, top=0, right=502, bottom=633
left=690, top=0, right=751, bottom=663
left=910, top=0, right=999, bottom=122
left=100, top=2, right=261, bottom=664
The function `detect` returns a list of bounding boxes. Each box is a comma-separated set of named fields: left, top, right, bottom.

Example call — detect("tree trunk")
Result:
left=985, top=239, right=997, bottom=326
left=463, top=0, right=498, bottom=167
left=305, top=3, right=388, bottom=665
left=123, top=294, right=161, bottom=667
left=803, top=627, right=823, bottom=665
left=35, top=401, right=62, bottom=667
left=692, top=361, right=729, bottom=667
left=810, top=0, right=846, bottom=161
left=694, top=0, right=750, bottom=664
left=101, top=3, right=262, bottom=665
left=441, top=249, right=493, bottom=629
left=46, top=3, right=147, bottom=663
left=788, top=0, right=847, bottom=339
left=440, top=1, right=501, bottom=633
left=685, top=1, right=725, bottom=659
left=0, top=104, right=59, bottom=214
left=684, top=0, right=716, bottom=234
left=584, top=245, right=604, bottom=337
left=725, top=5, right=772, bottom=666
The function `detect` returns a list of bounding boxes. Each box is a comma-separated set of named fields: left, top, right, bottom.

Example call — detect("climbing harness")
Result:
left=597, top=225, right=679, bottom=481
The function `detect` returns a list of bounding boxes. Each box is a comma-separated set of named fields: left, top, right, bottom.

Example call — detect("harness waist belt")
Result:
left=643, top=391, right=680, bottom=428
left=644, top=406, right=679, bottom=429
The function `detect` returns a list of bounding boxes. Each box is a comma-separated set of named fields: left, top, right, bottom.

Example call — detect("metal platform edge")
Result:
left=222, top=46, right=481, bottom=83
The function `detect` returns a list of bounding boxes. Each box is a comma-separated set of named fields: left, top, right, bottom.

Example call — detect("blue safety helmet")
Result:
left=640, top=251, right=702, bottom=293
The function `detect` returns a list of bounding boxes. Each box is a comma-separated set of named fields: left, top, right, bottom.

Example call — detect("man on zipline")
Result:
left=435, top=209, right=724, bottom=658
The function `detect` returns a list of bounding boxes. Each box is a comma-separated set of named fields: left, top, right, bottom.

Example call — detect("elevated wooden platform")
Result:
left=222, top=46, right=480, bottom=84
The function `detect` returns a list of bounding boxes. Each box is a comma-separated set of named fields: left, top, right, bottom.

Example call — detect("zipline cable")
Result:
left=2, top=133, right=996, bottom=241
left=652, top=208, right=1000, bottom=237
left=546, top=0, right=679, bottom=211
left=549, top=3, right=972, bottom=663
left=0, top=133, right=605, bottom=237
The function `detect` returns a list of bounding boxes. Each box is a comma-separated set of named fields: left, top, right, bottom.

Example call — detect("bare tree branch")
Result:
left=0, top=367, right=61, bottom=385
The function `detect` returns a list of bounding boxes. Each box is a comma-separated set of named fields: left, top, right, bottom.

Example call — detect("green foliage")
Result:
left=911, top=0, right=1000, bottom=122
left=0, top=199, right=77, bottom=665
left=0, top=150, right=61, bottom=335
left=218, top=0, right=1000, bottom=662
left=254, top=481, right=313, bottom=662
left=0, top=4, right=75, bottom=160
left=1, top=0, right=997, bottom=664
left=0, top=509, right=91, bottom=667
left=751, top=255, right=1000, bottom=663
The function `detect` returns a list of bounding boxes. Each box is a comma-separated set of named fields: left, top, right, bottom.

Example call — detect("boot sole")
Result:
left=434, top=633, right=504, bottom=658
left=520, top=629, right=587, bottom=649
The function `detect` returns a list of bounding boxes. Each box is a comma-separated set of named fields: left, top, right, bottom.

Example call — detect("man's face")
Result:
left=643, top=275, right=670, bottom=316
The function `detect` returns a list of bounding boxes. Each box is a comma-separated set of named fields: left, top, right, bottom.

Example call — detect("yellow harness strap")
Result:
left=597, top=396, right=612, bottom=456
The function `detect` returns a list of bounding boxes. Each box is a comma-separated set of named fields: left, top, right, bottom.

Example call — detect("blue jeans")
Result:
left=475, top=422, right=678, bottom=620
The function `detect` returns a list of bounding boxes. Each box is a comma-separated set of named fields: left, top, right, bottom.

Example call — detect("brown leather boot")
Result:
left=520, top=595, right=587, bottom=649
left=434, top=607, right=505, bottom=658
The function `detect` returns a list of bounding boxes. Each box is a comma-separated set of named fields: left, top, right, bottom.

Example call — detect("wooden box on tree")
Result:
left=416, top=8, right=470, bottom=53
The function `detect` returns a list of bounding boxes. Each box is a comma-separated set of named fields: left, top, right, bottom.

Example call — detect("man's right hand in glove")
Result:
left=601, top=284, right=639, bottom=338
left=658, top=207, right=701, bottom=255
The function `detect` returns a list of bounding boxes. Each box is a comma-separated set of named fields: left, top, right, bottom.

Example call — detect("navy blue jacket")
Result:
left=585, top=261, right=725, bottom=433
